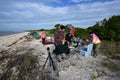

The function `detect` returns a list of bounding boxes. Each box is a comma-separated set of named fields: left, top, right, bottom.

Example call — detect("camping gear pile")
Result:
left=43, top=37, right=54, bottom=45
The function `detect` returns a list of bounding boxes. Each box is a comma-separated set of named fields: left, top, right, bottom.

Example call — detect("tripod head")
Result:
left=47, top=47, right=50, bottom=51
left=47, top=47, right=50, bottom=53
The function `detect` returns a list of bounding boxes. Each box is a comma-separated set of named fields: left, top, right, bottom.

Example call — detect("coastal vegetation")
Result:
left=47, top=15, right=120, bottom=41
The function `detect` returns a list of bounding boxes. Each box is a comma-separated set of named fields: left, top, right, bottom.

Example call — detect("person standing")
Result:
left=65, top=29, right=73, bottom=46
left=54, top=25, right=70, bottom=59
left=90, top=32, right=101, bottom=57
left=70, top=26, right=75, bottom=37
left=47, top=25, right=66, bottom=79
left=41, top=32, right=47, bottom=44
left=54, top=25, right=66, bottom=46
left=70, top=26, right=76, bottom=43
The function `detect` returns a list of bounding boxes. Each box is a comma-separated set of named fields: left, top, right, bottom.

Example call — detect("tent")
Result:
left=30, top=32, right=40, bottom=39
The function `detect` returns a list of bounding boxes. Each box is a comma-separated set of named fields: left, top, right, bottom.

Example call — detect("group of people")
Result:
left=53, top=25, right=101, bottom=58
left=41, top=25, right=101, bottom=80
left=54, top=25, right=75, bottom=47
left=40, top=25, right=101, bottom=58
left=53, top=25, right=74, bottom=61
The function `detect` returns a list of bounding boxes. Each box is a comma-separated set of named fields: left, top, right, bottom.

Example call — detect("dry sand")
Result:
left=0, top=32, right=119, bottom=80
left=0, top=32, right=29, bottom=52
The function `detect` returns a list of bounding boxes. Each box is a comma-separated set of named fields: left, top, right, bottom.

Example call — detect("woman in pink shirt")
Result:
left=41, top=32, right=47, bottom=44
left=90, top=32, right=101, bottom=57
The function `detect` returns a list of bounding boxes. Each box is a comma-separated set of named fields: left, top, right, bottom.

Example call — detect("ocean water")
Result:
left=0, top=31, right=21, bottom=37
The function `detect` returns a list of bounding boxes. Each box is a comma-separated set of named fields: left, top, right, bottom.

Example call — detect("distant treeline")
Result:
left=28, top=15, right=120, bottom=41
left=27, top=29, right=49, bottom=32
left=48, top=15, right=120, bottom=41
left=87, top=15, right=120, bottom=41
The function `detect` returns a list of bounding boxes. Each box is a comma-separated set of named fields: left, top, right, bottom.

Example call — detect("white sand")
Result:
left=0, top=32, right=29, bottom=47
left=0, top=32, right=119, bottom=80
left=0, top=32, right=29, bottom=52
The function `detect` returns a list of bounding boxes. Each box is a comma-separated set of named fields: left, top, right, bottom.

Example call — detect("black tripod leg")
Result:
left=49, top=53, right=56, bottom=71
left=42, top=56, right=49, bottom=69
left=46, top=47, right=57, bottom=71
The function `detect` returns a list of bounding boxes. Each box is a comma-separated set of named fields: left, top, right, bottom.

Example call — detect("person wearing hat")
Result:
left=54, top=25, right=66, bottom=46
left=54, top=25, right=70, bottom=61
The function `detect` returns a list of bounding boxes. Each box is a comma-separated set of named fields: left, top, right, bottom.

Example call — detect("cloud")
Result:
left=70, top=0, right=92, bottom=3
left=0, top=0, right=120, bottom=31
left=0, top=2, right=69, bottom=23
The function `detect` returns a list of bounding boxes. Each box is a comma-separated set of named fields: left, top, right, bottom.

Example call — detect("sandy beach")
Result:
left=0, top=32, right=29, bottom=52
left=0, top=32, right=119, bottom=80
left=0, top=32, right=29, bottom=46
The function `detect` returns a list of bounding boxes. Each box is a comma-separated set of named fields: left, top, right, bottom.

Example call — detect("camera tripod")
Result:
left=43, top=47, right=56, bottom=71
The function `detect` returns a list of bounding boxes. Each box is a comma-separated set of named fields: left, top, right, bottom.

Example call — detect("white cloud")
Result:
left=70, top=0, right=92, bottom=3
left=40, top=0, right=62, bottom=3
left=0, top=0, right=120, bottom=30
left=14, top=2, right=68, bottom=16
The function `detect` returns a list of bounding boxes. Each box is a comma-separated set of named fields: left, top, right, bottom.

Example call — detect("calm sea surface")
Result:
left=0, top=31, right=21, bottom=37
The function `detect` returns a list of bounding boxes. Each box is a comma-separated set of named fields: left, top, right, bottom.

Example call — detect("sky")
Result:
left=0, top=0, right=120, bottom=31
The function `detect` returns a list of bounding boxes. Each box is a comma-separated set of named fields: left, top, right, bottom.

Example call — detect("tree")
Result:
left=87, top=15, right=120, bottom=40
left=54, top=24, right=61, bottom=29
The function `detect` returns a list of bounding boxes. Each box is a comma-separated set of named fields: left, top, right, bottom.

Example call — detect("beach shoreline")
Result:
left=0, top=31, right=28, bottom=37
left=0, top=32, right=29, bottom=38
left=0, top=31, right=25, bottom=37
left=0, top=32, right=29, bottom=51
